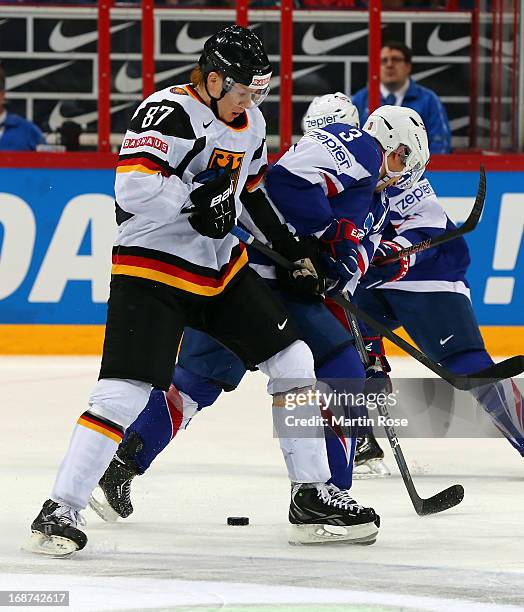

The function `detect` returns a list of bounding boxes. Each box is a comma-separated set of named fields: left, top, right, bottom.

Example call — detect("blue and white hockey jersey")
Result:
left=240, top=123, right=389, bottom=293
left=378, top=177, right=471, bottom=297
left=266, top=124, right=383, bottom=236
left=248, top=122, right=470, bottom=299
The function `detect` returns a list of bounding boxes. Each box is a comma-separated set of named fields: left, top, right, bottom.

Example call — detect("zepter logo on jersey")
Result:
left=207, top=148, right=245, bottom=192
left=390, top=177, right=435, bottom=213
left=303, top=129, right=353, bottom=174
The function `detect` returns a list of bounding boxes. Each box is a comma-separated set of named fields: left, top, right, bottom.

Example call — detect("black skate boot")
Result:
left=26, top=499, right=87, bottom=557
left=289, top=483, right=380, bottom=545
left=89, top=432, right=143, bottom=522
left=354, top=432, right=390, bottom=478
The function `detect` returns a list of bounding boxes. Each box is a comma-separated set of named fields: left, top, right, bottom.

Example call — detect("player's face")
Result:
left=202, top=73, right=243, bottom=123
left=204, top=72, right=268, bottom=123
left=375, top=151, right=406, bottom=192
left=217, top=89, right=249, bottom=123
left=228, top=82, right=268, bottom=108
left=219, top=83, right=267, bottom=122
left=387, top=150, right=407, bottom=174
left=380, top=47, right=411, bottom=90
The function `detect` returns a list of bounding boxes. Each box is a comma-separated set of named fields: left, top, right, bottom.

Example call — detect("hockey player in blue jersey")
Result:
left=352, top=174, right=524, bottom=475
left=272, top=102, right=524, bottom=478
left=90, top=96, right=430, bottom=540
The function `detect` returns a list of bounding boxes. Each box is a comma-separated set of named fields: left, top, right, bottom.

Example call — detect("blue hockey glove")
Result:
left=320, top=218, right=361, bottom=290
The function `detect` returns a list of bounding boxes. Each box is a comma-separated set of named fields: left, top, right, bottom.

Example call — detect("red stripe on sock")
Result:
left=166, top=384, right=184, bottom=439
left=322, top=405, right=349, bottom=464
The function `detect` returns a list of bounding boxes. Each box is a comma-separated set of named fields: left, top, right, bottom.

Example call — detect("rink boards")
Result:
left=0, top=167, right=522, bottom=354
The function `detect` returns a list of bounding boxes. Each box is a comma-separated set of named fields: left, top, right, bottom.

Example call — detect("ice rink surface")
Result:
left=1, top=356, right=523, bottom=612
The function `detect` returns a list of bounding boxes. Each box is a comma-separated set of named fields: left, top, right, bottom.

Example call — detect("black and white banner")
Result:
left=0, top=8, right=497, bottom=149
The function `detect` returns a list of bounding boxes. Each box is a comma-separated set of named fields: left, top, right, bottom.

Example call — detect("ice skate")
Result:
left=89, top=432, right=143, bottom=522
left=353, top=433, right=391, bottom=478
left=288, top=483, right=380, bottom=545
left=25, top=499, right=87, bottom=557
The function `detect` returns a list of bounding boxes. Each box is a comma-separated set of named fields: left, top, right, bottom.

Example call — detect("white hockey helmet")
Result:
left=363, top=105, right=430, bottom=189
left=302, top=92, right=360, bottom=133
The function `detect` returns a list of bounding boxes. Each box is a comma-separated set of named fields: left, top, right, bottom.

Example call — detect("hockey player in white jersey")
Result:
left=27, top=28, right=372, bottom=556
left=90, top=96, right=431, bottom=541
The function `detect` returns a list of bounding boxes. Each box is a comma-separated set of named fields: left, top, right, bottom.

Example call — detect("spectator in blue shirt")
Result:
left=0, top=63, right=46, bottom=151
left=352, top=41, right=451, bottom=154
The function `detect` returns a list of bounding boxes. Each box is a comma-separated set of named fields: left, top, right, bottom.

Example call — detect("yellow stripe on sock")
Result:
left=77, top=417, right=122, bottom=443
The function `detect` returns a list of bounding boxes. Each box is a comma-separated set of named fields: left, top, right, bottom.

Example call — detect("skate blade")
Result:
left=353, top=458, right=391, bottom=479
left=88, top=488, right=121, bottom=523
left=288, top=522, right=378, bottom=545
left=22, top=531, right=79, bottom=558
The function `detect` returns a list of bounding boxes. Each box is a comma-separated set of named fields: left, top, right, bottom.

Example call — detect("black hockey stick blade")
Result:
left=459, top=164, right=486, bottom=232
left=334, top=294, right=524, bottom=390
left=452, top=355, right=524, bottom=391
left=373, top=164, right=487, bottom=265
left=416, top=484, right=465, bottom=516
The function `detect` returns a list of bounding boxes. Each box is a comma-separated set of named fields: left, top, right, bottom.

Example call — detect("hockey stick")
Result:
left=343, top=292, right=464, bottom=515
left=231, top=225, right=524, bottom=391
left=372, top=165, right=487, bottom=266
left=232, top=223, right=464, bottom=514
left=330, top=295, right=524, bottom=391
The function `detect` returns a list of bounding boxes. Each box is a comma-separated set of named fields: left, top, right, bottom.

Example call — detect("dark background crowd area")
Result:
left=0, top=0, right=476, bottom=10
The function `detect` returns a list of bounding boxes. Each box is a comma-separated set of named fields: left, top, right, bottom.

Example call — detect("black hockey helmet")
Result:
left=199, top=26, right=272, bottom=107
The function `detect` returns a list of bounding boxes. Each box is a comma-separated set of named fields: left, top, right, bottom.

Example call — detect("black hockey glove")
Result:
left=272, top=234, right=329, bottom=300
left=188, top=168, right=236, bottom=239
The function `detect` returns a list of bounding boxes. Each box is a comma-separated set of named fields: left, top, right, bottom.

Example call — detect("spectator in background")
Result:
left=352, top=41, right=451, bottom=153
left=0, top=62, right=46, bottom=151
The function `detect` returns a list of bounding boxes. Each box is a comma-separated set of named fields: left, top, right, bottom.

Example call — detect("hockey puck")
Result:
left=227, top=516, right=249, bottom=526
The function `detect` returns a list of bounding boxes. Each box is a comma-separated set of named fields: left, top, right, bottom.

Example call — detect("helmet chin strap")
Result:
left=204, top=78, right=227, bottom=117
left=375, top=174, right=400, bottom=192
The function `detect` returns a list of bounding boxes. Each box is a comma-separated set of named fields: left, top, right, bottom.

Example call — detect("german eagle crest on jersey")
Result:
left=207, top=148, right=245, bottom=192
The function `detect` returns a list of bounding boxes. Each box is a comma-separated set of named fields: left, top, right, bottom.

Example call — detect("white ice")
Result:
left=0, top=356, right=523, bottom=612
